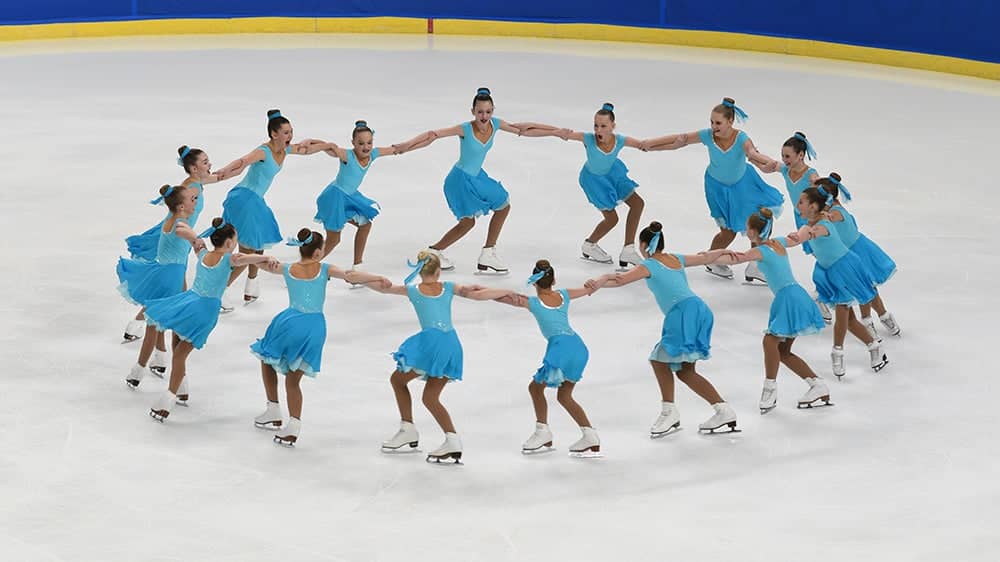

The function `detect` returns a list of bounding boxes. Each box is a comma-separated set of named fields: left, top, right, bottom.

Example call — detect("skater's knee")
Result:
left=601, top=211, right=619, bottom=226
left=628, top=194, right=645, bottom=209
left=556, top=389, right=575, bottom=407
left=421, top=392, right=440, bottom=410
left=528, top=381, right=544, bottom=395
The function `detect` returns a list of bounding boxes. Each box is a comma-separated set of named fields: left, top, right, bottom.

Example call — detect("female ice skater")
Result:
left=359, top=251, right=501, bottom=463
left=515, top=103, right=648, bottom=269
left=311, top=120, right=434, bottom=268
left=705, top=209, right=831, bottom=413
left=146, top=218, right=276, bottom=422
left=123, top=145, right=246, bottom=341
left=642, top=98, right=784, bottom=284
left=785, top=187, right=888, bottom=378
left=120, top=185, right=203, bottom=388
left=402, top=88, right=524, bottom=273
left=470, top=260, right=601, bottom=457
left=814, top=173, right=900, bottom=339
left=249, top=228, right=384, bottom=447
left=221, top=109, right=327, bottom=304
left=586, top=221, right=740, bottom=436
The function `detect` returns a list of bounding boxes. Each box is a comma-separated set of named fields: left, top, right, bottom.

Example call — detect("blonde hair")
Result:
left=416, top=250, right=442, bottom=277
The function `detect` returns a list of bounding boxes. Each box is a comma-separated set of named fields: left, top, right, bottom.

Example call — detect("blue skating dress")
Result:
left=528, top=289, right=589, bottom=387
left=250, top=263, right=330, bottom=377
left=126, top=182, right=204, bottom=262
left=314, top=148, right=381, bottom=232
left=393, top=282, right=463, bottom=381
left=443, top=118, right=509, bottom=219
left=222, top=146, right=288, bottom=250
left=780, top=165, right=815, bottom=254
left=578, top=133, right=638, bottom=210
left=809, top=220, right=877, bottom=306
left=830, top=205, right=896, bottom=286
left=644, top=256, right=713, bottom=370
left=144, top=251, right=232, bottom=349
left=698, top=129, right=784, bottom=233
left=117, top=217, right=190, bottom=306
left=756, top=239, right=826, bottom=338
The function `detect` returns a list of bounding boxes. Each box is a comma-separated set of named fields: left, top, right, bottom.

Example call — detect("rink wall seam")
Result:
left=0, top=16, right=997, bottom=81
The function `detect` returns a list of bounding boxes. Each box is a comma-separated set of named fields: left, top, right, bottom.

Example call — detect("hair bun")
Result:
left=355, top=120, right=367, bottom=128
left=159, top=184, right=172, bottom=196
left=794, top=131, right=806, bottom=139
left=297, top=228, right=312, bottom=241
left=759, top=207, right=774, bottom=219
left=267, top=108, right=282, bottom=119
left=177, top=145, right=189, bottom=156
left=212, top=216, right=225, bottom=228
left=723, top=97, right=735, bottom=104
left=476, top=87, right=491, bottom=96
left=601, top=102, right=614, bottom=112
left=830, top=172, right=842, bottom=181
left=649, top=221, right=663, bottom=233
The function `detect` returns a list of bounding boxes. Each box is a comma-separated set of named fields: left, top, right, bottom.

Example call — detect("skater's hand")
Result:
left=192, top=239, right=206, bottom=253
left=787, top=232, right=801, bottom=243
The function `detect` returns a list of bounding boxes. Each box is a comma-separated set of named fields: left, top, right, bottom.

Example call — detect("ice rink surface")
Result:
left=1, top=33, right=998, bottom=561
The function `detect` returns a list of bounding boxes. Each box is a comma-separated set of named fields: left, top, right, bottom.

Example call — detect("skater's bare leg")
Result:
left=421, top=377, right=455, bottom=433
left=285, top=371, right=304, bottom=420
left=847, top=307, right=875, bottom=344
left=484, top=204, right=510, bottom=248
left=860, top=293, right=887, bottom=318
left=556, top=382, right=592, bottom=428
left=586, top=210, right=618, bottom=244
left=322, top=229, right=342, bottom=259
left=650, top=360, right=676, bottom=402
left=431, top=218, right=475, bottom=251
left=137, top=325, right=159, bottom=366
left=623, top=192, right=645, bottom=244
left=777, top=339, right=818, bottom=380
left=763, top=334, right=781, bottom=381
left=352, top=221, right=372, bottom=265
left=261, top=362, right=279, bottom=402
left=390, top=370, right=419, bottom=422
left=166, top=341, right=194, bottom=394
left=710, top=228, right=737, bottom=251
left=676, top=362, right=724, bottom=405
left=529, top=380, right=548, bottom=424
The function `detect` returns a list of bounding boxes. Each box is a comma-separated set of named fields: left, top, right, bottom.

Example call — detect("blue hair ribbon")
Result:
left=355, top=120, right=374, bottom=134
left=476, top=88, right=491, bottom=96
left=722, top=99, right=749, bottom=123
left=648, top=231, right=662, bottom=254
left=197, top=219, right=227, bottom=238
left=177, top=146, right=191, bottom=166
left=286, top=233, right=313, bottom=247
left=828, top=176, right=852, bottom=201
left=149, top=185, right=175, bottom=205
left=601, top=103, right=614, bottom=112
left=526, top=269, right=547, bottom=286
left=817, top=186, right=834, bottom=207
left=756, top=211, right=772, bottom=239
left=268, top=111, right=282, bottom=121
left=404, top=258, right=429, bottom=284
left=793, top=133, right=817, bottom=160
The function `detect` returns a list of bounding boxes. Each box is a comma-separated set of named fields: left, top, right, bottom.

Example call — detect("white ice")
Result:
left=1, top=33, right=998, bottom=561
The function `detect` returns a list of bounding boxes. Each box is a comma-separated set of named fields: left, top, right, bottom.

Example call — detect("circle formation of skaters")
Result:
left=116, top=90, right=901, bottom=463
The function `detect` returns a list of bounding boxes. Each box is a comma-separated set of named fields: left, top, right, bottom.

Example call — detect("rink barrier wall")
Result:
left=0, top=16, right=997, bottom=81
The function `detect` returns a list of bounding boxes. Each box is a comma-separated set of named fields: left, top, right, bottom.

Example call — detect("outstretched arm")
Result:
left=289, top=139, right=333, bottom=156
left=785, top=224, right=829, bottom=248
left=681, top=249, right=744, bottom=267
left=383, top=130, right=438, bottom=156
left=463, top=287, right=529, bottom=307
left=509, top=122, right=580, bottom=141
left=174, top=222, right=206, bottom=252
left=744, top=138, right=780, bottom=173
left=497, top=120, right=523, bottom=136
left=205, top=155, right=250, bottom=183
left=566, top=287, right=596, bottom=299
left=232, top=253, right=278, bottom=268
left=642, top=131, right=701, bottom=152
left=585, top=265, right=650, bottom=291
left=697, top=248, right=760, bottom=266
left=353, top=273, right=407, bottom=295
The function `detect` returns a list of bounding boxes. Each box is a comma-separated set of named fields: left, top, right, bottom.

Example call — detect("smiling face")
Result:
left=593, top=113, right=615, bottom=143
left=781, top=145, right=803, bottom=168
left=471, top=100, right=494, bottom=128
left=710, top=111, right=733, bottom=137
left=352, top=130, right=374, bottom=158
left=270, top=122, right=293, bottom=148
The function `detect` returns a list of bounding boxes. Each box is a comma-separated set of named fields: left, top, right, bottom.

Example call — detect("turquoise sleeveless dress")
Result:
left=809, top=220, right=877, bottom=306
left=442, top=118, right=510, bottom=219
left=144, top=251, right=232, bottom=349
left=780, top=165, right=816, bottom=254
left=117, top=216, right=190, bottom=305
left=222, top=145, right=289, bottom=250
left=756, top=239, right=826, bottom=338
left=698, top=129, right=784, bottom=232
left=578, top=133, right=638, bottom=210
left=830, top=205, right=896, bottom=286
left=251, top=263, right=331, bottom=377
left=527, top=289, right=589, bottom=387
left=314, top=149, right=381, bottom=232
left=393, top=282, right=464, bottom=380
left=644, top=255, right=713, bottom=370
